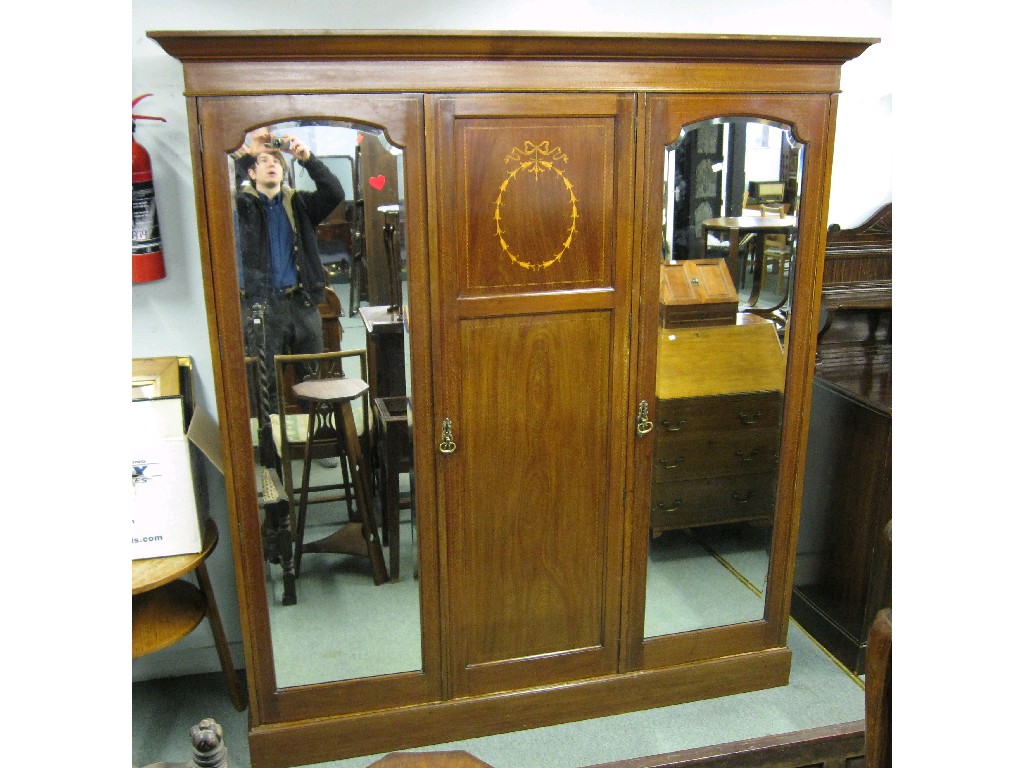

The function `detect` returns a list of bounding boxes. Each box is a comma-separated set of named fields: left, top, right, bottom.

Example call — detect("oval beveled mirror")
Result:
left=229, top=119, right=420, bottom=688
left=644, top=117, right=803, bottom=639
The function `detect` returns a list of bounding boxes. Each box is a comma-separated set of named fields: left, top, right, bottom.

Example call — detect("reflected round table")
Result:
left=700, top=215, right=797, bottom=308
left=132, top=517, right=246, bottom=711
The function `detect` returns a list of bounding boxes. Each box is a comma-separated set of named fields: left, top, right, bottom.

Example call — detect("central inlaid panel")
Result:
left=433, top=94, right=635, bottom=696
left=457, top=120, right=614, bottom=295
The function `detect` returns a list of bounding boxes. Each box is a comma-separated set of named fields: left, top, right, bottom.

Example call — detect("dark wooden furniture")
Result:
left=318, top=284, right=344, bottom=352
left=139, top=718, right=230, bottom=768
left=132, top=518, right=246, bottom=712
left=792, top=204, right=892, bottom=674
left=821, top=203, right=891, bottom=284
left=865, top=606, right=892, bottom=768
left=358, top=305, right=406, bottom=410
left=150, top=30, right=875, bottom=767
left=584, top=722, right=866, bottom=768
left=374, top=396, right=414, bottom=581
left=379, top=203, right=404, bottom=313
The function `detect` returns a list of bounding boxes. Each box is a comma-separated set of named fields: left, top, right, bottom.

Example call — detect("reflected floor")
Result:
left=644, top=524, right=771, bottom=637
left=267, top=505, right=773, bottom=684
left=267, top=472, right=421, bottom=687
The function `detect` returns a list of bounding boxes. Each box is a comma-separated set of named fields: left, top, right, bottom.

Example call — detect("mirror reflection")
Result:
left=230, top=120, right=420, bottom=687
left=645, top=118, right=803, bottom=638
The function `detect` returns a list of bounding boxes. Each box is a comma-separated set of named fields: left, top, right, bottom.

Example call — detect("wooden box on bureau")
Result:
left=653, top=322, right=785, bottom=534
left=660, top=259, right=739, bottom=328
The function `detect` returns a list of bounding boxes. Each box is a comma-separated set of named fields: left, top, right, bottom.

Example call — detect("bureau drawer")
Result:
left=655, top=392, right=782, bottom=435
left=650, top=473, right=776, bottom=531
left=653, top=428, right=780, bottom=481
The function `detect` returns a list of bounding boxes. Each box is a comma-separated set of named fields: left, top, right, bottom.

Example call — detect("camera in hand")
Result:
left=269, top=137, right=291, bottom=150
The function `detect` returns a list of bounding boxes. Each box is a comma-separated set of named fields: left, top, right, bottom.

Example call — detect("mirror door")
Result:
left=625, top=94, right=833, bottom=670
left=193, top=94, right=440, bottom=722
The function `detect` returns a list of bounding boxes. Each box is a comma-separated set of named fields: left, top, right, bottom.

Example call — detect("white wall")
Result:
left=130, top=0, right=891, bottom=681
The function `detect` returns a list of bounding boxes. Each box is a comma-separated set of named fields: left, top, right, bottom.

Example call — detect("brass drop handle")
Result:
left=735, top=448, right=761, bottom=463
left=636, top=400, right=654, bottom=436
left=738, top=411, right=763, bottom=426
left=658, top=456, right=686, bottom=470
left=660, top=418, right=687, bottom=432
left=438, top=417, right=457, bottom=455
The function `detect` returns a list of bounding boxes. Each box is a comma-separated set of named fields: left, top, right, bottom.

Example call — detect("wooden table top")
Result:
left=132, top=517, right=217, bottom=595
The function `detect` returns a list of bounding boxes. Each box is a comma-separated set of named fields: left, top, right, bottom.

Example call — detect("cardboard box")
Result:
left=132, top=357, right=223, bottom=560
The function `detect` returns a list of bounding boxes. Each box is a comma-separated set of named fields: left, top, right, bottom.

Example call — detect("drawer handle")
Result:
left=738, top=410, right=763, bottom=426
left=636, top=400, right=654, bottom=436
left=731, top=490, right=754, bottom=505
left=438, top=417, right=457, bottom=455
left=657, top=456, right=686, bottom=470
left=735, top=448, right=760, bottom=463
left=654, top=500, right=682, bottom=512
left=659, top=418, right=687, bottom=432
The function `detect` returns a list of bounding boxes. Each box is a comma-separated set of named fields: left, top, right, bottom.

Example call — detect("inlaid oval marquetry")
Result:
left=494, top=141, right=579, bottom=270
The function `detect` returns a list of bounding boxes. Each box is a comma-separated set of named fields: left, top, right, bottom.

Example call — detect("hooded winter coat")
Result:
left=235, top=153, right=344, bottom=306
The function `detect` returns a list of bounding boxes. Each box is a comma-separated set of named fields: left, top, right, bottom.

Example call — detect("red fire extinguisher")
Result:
left=133, top=94, right=168, bottom=283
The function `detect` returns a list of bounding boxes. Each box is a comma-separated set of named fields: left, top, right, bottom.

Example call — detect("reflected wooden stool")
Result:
left=293, top=377, right=389, bottom=585
left=132, top=518, right=246, bottom=711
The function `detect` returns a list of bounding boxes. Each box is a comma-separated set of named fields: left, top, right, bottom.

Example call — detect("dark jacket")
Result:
left=235, top=153, right=344, bottom=306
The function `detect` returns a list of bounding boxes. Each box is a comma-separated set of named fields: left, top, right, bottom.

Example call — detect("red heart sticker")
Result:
left=368, top=175, right=386, bottom=191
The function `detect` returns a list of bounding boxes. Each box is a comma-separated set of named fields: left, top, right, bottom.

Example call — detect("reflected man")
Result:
left=235, top=130, right=344, bottom=434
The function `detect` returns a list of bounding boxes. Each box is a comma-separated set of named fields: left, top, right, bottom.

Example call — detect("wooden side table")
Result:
left=132, top=517, right=246, bottom=711
left=358, top=304, right=407, bottom=410
left=374, top=396, right=414, bottom=581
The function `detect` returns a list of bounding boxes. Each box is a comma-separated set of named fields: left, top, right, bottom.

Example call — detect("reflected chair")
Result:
left=758, top=204, right=794, bottom=294
left=272, top=350, right=371, bottom=540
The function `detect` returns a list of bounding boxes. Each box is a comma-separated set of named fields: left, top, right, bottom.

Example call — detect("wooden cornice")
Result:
left=148, top=29, right=877, bottom=66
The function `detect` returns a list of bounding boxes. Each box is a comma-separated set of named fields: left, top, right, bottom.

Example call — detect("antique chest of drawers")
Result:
left=652, top=321, right=785, bottom=535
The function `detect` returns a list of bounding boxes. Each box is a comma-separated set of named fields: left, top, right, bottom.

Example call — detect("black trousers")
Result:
left=245, top=290, right=324, bottom=418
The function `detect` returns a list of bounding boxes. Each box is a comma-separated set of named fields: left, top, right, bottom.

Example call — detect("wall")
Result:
left=131, top=0, right=892, bottom=681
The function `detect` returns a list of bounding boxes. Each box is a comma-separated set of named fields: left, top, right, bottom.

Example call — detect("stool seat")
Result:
left=293, top=377, right=369, bottom=403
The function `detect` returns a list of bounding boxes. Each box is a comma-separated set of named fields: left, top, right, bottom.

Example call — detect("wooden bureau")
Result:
left=652, top=322, right=785, bottom=534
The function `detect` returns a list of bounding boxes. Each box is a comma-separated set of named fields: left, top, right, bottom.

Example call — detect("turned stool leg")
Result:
left=293, top=407, right=318, bottom=579
left=291, top=376, right=389, bottom=585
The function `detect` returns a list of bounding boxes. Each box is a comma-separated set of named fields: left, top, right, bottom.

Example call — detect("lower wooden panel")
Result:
left=248, top=647, right=792, bottom=768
